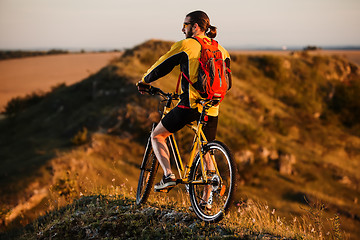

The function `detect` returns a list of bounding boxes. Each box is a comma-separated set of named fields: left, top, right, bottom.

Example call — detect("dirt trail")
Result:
left=0, top=52, right=122, bottom=111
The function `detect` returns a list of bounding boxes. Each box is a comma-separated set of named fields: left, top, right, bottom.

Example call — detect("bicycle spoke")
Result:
left=136, top=144, right=159, bottom=205
left=188, top=141, right=236, bottom=222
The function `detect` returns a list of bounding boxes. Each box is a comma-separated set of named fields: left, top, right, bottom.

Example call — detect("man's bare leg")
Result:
left=151, top=121, right=172, bottom=176
left=203, top=153, right=215, bottom=206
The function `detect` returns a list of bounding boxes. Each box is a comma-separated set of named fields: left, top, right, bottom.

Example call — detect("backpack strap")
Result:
left=175, top=71, right=192, bottom=94
left=192, top=36, right=219, bottom=49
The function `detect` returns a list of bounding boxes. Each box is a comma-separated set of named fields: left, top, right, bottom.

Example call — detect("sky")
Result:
left=0, top=0, right=359, bottom=50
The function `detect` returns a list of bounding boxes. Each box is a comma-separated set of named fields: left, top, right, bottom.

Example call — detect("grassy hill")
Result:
left=0, top=194, right=325, bottom=240
left=0, top=39, right=359, bottom=239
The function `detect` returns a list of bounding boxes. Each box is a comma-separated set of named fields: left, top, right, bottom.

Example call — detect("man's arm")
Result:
left=141, top=41, right=186, bottom=84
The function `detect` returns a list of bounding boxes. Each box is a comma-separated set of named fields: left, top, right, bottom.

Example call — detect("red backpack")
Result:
left=192, top=36, right=230, bottom=101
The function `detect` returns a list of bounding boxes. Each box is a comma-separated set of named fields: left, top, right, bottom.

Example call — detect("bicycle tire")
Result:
left=188, top=140, right=236, bottom=222
left=136, top=138, right=159, bottom=205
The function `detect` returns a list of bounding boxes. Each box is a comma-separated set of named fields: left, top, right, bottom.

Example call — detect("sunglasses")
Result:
left=183, top=22, right=192, bottom=28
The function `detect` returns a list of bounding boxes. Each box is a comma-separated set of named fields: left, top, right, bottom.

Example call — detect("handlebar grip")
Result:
left=137, top=81, right=176, bottom=98
left=149, top=86, right=160, bottom=95
left=137, top=81, right=150, bottom=90
left=137, top=82, right=159, bottom=95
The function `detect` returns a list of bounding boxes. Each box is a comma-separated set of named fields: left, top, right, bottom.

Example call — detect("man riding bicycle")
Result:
left=137, top=10, right=232, bottom=196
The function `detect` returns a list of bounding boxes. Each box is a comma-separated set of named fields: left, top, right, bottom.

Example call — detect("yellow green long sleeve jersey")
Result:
left=141, top=36, right=231, bottom=116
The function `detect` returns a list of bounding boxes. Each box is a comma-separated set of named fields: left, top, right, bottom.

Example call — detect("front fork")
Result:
left=140, top=123, right=156, bottom=170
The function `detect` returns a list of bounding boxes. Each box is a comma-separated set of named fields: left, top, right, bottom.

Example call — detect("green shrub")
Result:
left=238, top=123, right=264, bottom=147
left=2, top=83, right=67, bottom=117
left=329, top=79, right=360, bottom=129
left=3, top=91, right=46, bottom=117
left=249, top=55, right=286, bottom=81
left=71, top=127, right=89, bottom=145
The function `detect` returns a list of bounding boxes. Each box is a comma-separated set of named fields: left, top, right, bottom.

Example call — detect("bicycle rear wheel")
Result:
left=136, top=138, right=159, bottom=205
left=188, top=140, right=236, bottom=222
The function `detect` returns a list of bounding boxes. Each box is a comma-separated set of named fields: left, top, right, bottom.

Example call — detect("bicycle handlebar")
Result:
left=137, top=81, right=178, bottom=100
left=137, top=81, right=220, bottom=107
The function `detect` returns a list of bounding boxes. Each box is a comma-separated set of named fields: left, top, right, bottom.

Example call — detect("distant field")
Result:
left=317, top=50, right=360, bottom=65
left=0, top=52, right=121, bottom=111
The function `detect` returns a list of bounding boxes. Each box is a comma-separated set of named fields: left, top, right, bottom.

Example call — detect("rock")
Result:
left=269, top=150, right=279, bottom=161
left=257, top=147, right=271, bottom=163
left=339, top=176, right=352, bottom=186
left=235, top=150, right=255, bottom=165
left=278, top=153, right=296, bottom=175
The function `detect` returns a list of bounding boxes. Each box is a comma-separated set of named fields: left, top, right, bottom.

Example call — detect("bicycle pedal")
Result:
left=155, top=186, right=174, bottom=193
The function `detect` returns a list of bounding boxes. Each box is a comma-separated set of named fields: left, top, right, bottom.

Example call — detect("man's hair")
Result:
left=186, top=10, right=217, bottom=39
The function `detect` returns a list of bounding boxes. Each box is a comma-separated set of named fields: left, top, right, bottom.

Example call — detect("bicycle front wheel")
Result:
left=188, top=140, right=236, bottom=222
left=136, top=138, right=159, bottom=205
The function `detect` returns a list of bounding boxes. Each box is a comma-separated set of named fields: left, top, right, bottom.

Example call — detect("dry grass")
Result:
left=3, top=182, right=348, bottom=239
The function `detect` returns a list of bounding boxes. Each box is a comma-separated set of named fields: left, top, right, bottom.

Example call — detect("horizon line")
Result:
left=1, top=45, right=360, bottom=52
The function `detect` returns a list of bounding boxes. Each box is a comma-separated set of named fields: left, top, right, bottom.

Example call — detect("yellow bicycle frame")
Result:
left=163, top=103, right=222, bottom=185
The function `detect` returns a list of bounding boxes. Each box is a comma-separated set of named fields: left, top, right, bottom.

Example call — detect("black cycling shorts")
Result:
left=161, top=106, right=218, bottom=141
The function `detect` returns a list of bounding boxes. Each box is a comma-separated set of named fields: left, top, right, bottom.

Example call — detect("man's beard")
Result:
left=185, top=28, right=194, bottom=38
